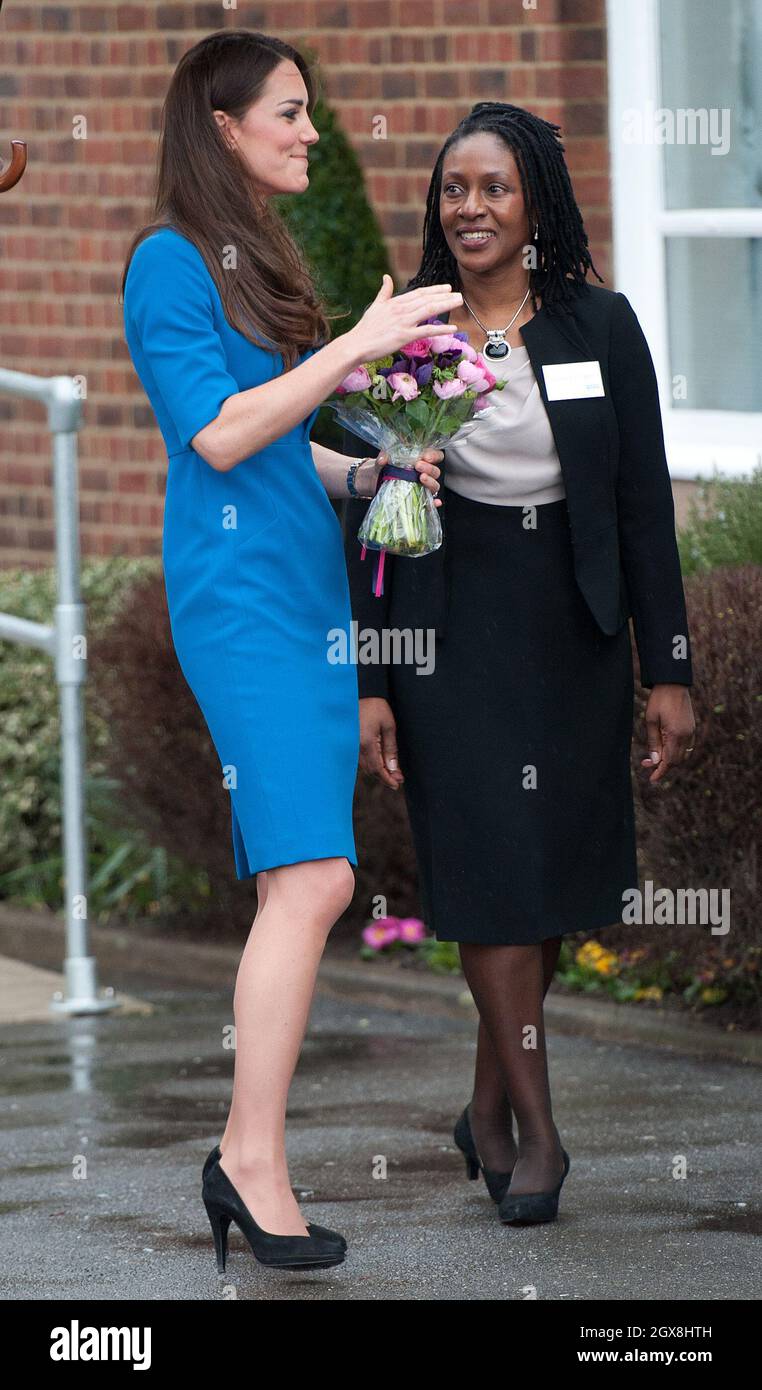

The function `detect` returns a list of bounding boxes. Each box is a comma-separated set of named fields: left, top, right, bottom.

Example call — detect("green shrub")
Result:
left=0, top=557, right=209, bottom=921
left=678, top=465, right=762, bottom=576
left=611, top=561, right=761, bottom=1024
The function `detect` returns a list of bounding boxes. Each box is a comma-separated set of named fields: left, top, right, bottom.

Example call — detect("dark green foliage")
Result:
left=620, top=561, right=761, bottom=1023
left=273, top=96, right=391, bottom=451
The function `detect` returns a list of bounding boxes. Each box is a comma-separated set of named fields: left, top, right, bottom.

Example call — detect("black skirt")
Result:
left=389, top=484, right=639, bottom=946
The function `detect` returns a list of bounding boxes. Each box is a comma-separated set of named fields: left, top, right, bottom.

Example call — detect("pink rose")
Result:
left=399, top=337, right=434, bottom=357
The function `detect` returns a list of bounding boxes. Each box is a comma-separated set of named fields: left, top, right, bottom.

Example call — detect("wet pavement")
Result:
left=0, top=977, right=758, bottom=1301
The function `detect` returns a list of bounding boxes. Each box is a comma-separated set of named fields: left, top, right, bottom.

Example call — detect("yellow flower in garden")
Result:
left=593, top=951, right=620, bottom=976
left=575, top=940, right=620, bottom=976
left=576, top=941, right=604, bottom=966
left=634, top=985, right=663, bottom=1001
left=700, top=987, right=727, bottom=1005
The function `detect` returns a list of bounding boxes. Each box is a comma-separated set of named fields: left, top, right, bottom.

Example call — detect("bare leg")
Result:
left=460, top=938, right=565, bottom=1194
left=214, top=856, right=355, bottom=1236
left=467, top=935, right=563, bottom=1172
left=219, top=869, right=269, bottom=1152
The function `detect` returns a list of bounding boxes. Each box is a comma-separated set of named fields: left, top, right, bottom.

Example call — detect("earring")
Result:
left=533, top=224, right=539, bottom=240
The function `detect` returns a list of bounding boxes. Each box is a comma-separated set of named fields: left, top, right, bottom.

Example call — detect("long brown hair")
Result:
left=120, top=29, right=331, bottom=370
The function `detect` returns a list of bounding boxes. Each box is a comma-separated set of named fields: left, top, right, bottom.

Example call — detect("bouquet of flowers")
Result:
left=328, top=321, right=504, bottom=595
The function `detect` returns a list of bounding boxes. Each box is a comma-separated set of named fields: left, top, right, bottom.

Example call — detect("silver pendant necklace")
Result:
left=460, top=283, right=532, bottom=360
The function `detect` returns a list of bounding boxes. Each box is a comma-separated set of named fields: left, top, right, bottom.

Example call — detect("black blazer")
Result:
left=342, top=282, right=694, bottom=701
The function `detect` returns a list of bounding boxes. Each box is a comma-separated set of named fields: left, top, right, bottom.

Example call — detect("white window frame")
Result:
left=606, top=0, right=762, bottom=479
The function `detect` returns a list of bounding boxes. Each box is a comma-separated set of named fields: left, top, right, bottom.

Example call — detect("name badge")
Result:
left=542, top=360, right=605, bottom=401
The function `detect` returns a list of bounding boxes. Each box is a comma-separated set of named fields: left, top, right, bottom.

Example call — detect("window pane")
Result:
left=665, top=237, right=762, bottom=410
left=659, top=0, right=762, bottom=209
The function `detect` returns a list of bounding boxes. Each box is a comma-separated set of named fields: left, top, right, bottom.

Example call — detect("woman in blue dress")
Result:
left=121, top=29, right=461, bottom=1270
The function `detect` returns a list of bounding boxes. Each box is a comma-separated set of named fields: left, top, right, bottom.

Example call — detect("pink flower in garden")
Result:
left=337, top=365, right=372, bottom=394
left=388, top=372, right=420, bottom=401
left=362, top=917, right=400, bottom=949
left=397, top=917, right=426, bottom=943
left=399, top=337, right=434, bottom=357
left=432, top=377, right=468, bottom=399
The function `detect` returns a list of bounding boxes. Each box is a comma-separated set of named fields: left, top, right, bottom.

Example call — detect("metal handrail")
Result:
left=0, top=367, right=116, bottom=1014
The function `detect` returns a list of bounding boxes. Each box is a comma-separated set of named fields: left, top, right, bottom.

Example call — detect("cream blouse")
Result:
left=444, top=344, right=566, bottom=506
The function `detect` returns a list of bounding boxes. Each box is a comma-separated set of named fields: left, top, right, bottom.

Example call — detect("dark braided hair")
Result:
left=405, top=102, right=604, bottom=313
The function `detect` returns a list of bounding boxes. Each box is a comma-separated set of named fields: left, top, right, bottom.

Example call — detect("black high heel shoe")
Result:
left=498, top=1148, right=571, bottom=1226
left=202, top=1145, right=346, bottom=1251
left=453, top=1104, right=515, bottom=1204
left=202, top=1153, right=346, bottom=1271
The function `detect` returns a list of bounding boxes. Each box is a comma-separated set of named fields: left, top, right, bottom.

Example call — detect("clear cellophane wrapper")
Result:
left=330, top=400, right=491, bottom=559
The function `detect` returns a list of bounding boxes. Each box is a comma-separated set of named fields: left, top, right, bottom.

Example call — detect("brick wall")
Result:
left=0, top=0, right=612, bottom=565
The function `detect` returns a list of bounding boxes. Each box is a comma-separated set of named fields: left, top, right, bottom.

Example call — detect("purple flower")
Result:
left=414, top=361, right=433, bottom=386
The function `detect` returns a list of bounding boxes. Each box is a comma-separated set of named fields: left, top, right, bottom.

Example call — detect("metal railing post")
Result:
left=0, top=368, right=116, bottom=1014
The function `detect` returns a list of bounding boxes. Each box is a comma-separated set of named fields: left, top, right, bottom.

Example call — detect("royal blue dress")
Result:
left=123, top=227, right=359, bottom=877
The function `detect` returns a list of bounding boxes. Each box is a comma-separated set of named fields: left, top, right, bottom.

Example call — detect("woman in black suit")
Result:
left=343, top=103, right=696, bottom=1225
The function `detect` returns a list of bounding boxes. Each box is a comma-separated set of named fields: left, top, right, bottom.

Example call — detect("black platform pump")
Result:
left=202, top=1145, right=346, bottom=1251
left=202, top=1152, right=346, bottom=1271
left=453, top=1103, right=515, bottom=1204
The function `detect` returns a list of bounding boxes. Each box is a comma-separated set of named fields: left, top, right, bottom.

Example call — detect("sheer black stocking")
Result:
left=461, top=934, right=565, bottom=1194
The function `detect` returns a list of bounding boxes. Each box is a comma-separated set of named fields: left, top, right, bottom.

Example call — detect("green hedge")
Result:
left=0, top=557, right=209, bottom=921
left=678, top=464, right=762, bottom=575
